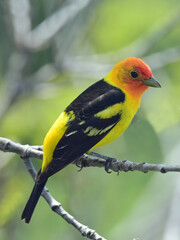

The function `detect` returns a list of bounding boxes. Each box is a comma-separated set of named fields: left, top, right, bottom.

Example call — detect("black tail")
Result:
left=21, top=178, right=47, bottom=223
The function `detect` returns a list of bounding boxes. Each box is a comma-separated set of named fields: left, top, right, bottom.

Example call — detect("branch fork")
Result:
left=1, top=137, right=180, bottom=239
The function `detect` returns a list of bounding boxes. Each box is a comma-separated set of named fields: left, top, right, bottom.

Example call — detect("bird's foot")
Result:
left=105, top=159, right=112, bottom=174
left=76, top=159, right=88, bottom=172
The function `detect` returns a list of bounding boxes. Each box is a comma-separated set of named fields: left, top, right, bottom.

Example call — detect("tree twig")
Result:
left=1, top=137, right=180, bottom=239
left=21, top=156, right=106, bottom=240
left=0, top=0, right=32, bottom=120
left=59, top=5, right=180, bottom=79
left=62, top=45, right=180, bottom=79
left=21, top=0, right=93, bottom=51
left=8, top=0, right=31, bottom=46
left=0, top=0, right=99, bottom=122
left=1, top=137, right=180, bottom=174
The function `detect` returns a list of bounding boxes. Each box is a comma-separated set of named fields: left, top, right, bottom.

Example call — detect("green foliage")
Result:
left=90, top=0, right=179, bottom=53
left=0, top=175, right=25, bottom=227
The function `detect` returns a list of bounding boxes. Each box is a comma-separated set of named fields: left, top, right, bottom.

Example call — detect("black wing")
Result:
left=66, top=79, right=125, bottom=118
left=41, top=80, right=125, bottom=178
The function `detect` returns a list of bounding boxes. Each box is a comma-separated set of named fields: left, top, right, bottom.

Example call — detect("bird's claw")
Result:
left=105, top=159, right=112, bottom=173
left=116, top=166, right=120, bottom=176
left=76, top=160, right=88, bottom=172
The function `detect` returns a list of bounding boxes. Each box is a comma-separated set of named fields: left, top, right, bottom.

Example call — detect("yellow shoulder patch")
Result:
left=94, top=103, right=123, bottom=119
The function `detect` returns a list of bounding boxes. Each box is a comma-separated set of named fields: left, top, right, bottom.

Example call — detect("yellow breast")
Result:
left=42, top=90, right=142, bottom=171
left=91, top=93, right=141, bottom=149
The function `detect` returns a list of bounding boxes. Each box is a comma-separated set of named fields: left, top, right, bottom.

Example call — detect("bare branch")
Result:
left=0, top=1, right=32, bottom=120
left=0, top=52, right=30, bottom=120
left=1, top=137, right=180, bottom=238
left=22, top=156, right=106, bottom=240
left=0, top=137, right=43, bottom=159
left=22, top=0, right=93, bottom=51
left=8, top=0, right=31, bottom=46
left=1, top=137, right=180, bottom=174
left=61, top=45, right=180, bottom=79
left=0, top=0, right=98, bottom=121
left=59, top=5, right=180, bottom=79
left=143, top=46, right=180, bottom=70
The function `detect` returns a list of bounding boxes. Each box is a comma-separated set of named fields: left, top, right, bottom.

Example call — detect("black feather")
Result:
left=21, top=173, right=47, bottom=223
left=42, top=80, right=125, bottom=177
left=21, top=79, right=125, bottom=222
left=66, top=79, right=125, bottom=117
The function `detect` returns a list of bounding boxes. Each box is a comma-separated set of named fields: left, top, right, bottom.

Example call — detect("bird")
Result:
left=21, top=57, right=161, bottom=223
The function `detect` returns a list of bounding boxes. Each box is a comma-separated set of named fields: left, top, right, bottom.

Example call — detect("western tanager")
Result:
left=21, top=57, right=161, bottom=223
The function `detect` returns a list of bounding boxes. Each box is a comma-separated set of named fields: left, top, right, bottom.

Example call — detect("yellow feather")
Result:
left=42, top=111, right=75, bottom=171
left=91, top=91, right=141, bottom=149
left=94, top=103, right=123, bottom=119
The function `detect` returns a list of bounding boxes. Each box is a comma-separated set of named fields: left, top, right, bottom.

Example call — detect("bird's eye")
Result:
left=131, top=71, right=138, bottom=78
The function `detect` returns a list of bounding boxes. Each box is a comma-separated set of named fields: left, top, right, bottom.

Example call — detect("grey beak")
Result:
left=143, top=77, right=161, bottom=88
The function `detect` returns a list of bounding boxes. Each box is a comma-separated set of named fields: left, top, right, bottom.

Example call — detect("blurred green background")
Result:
left=0, top=0, right=180, bottom=239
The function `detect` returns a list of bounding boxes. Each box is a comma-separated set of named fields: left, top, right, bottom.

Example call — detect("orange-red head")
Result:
left=106, top=57, right=161, bottom=98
